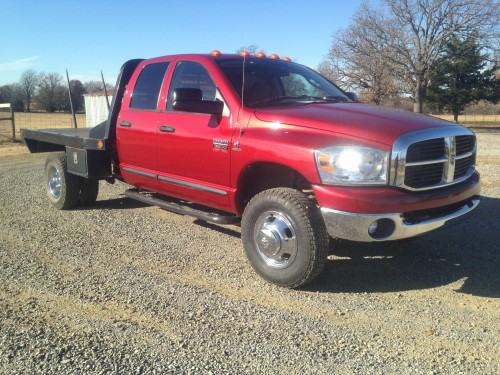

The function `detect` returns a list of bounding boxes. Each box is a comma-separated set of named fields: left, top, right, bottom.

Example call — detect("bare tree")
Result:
left=19, top=69, right=40, bottom=112
left=68, top=80, right=85, bottom=112
left=0, top=85, right=11, bottom=104
left=324, top=0, right=499, bottom=112
left=84, top=80, right=113, bottom=94
left=0, top=84, right=25, bottom=111
left=321, top=2, right=401, bottom=105
left=317, top=60, right=342, bottom=84
left=37, top=73, right=64, bottom=112
left=386, top=0, right=498, bottom=112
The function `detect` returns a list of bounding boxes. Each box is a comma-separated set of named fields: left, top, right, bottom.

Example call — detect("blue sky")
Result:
left=0, top=0, right=369, bottom=86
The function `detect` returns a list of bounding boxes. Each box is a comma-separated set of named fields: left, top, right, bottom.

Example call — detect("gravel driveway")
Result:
left=0, top=133, right=498, bottom=374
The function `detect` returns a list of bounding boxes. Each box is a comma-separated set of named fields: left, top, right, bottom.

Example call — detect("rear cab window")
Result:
left=130, top=62, right=169, bottom=110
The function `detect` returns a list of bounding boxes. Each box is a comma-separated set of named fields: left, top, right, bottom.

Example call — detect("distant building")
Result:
left=84, top=90, right=114, bottom=128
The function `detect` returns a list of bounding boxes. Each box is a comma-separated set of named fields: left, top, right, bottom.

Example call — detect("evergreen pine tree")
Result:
left=427, top=36, right=499, bottom=123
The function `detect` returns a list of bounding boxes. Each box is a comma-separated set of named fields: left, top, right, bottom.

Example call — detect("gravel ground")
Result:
left=0, top=133, right=499, bottom=374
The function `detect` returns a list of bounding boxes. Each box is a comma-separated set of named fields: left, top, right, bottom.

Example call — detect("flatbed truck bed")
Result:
left=21, top=128, right=105, bottom=152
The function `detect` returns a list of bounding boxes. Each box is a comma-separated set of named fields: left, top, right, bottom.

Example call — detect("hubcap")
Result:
left=254, top=211, right=298, bottom=269
left=48, top=166, right=62, bottom=199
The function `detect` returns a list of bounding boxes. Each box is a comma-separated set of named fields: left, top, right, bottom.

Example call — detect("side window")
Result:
left=130, top=62, right=169, bottom=110
left=167, top=61, right=216, bottom=110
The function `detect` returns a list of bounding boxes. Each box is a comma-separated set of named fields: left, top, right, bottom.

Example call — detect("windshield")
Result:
left=217, top=58, right=351, bottom=108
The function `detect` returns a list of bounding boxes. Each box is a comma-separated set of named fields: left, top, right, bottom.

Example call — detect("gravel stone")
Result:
left=0, top=133, right=498, bottom=374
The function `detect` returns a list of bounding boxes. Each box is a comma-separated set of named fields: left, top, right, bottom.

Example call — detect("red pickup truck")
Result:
left=22, top=51, right=480, bottom=288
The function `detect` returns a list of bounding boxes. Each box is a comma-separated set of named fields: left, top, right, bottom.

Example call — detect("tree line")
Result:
left=1, top=0, right=498, bottom=120
left=318, top=0, right=499, bottom=120
left=0, top=70, right=113, bottom=113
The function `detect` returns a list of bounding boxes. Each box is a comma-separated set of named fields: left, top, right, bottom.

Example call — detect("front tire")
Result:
left=241, top=188, right=329, bottom=288
left=44, top=152, right=79, bottom=210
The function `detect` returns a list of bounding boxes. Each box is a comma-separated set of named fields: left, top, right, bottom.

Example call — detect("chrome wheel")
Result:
left=242, top=188, right=329, bottom=288
left=48, top=165, right=62, bottom=199
left=44, top=152, right=79, bottom=210
left=253, top=211, right=298, bottom=269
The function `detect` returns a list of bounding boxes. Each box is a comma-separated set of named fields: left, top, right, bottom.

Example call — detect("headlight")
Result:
left=314, top=146, right=388, bottom=185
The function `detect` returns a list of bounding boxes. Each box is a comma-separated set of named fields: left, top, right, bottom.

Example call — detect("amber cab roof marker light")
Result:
left=209, top=50, right=291, bottom=61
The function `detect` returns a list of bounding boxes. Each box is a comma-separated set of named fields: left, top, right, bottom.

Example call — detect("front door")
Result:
left=156, top=60, right=234, bottom=211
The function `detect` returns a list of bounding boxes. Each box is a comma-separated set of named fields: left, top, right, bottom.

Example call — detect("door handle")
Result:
left=119, top=121, right=132, bottom=127
left=159, top=125, right=176, bottom=133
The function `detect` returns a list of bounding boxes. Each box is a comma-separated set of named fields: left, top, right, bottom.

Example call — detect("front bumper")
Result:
left=320, top=197, right=479, bottom=242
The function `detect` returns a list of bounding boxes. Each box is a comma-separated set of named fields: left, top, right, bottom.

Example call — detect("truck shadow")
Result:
left=79, top=196, right=150, bottom=210
left=307, top=196, right=499, bottom=298
left=193, top=219, right=242, bottom=239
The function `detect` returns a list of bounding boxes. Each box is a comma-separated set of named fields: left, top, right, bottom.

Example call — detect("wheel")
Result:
left=44, top=152, right=79, bottom=210
left=78, top=178, right=99, bottom=206
left=241, top=188, right=329, bottom=288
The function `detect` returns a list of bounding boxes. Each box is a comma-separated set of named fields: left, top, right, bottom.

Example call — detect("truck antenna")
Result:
left=232, top=52, right=245, bottom=152
left=239, top=53, right=246, bottom=139
left=101, top=70, right=110, bottom=110
left=234, top=32, right=248, bottom=149
left=66, top=69, right=78, bottom=129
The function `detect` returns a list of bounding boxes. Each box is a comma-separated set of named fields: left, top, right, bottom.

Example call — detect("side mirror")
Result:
left=346, top=92, right=358, bottom=102
left=172, top=88, right=224, bottom=116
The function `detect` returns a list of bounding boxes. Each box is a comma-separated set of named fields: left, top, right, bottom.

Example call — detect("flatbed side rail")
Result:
left=21, top=128, right=106, bottom=153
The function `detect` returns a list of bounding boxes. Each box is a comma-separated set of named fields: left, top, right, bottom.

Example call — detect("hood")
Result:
left=254, top=103, right=455, bottom=145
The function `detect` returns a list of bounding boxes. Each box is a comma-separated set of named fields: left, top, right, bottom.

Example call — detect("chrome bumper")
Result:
left=320, top=198, right=480, bottom=242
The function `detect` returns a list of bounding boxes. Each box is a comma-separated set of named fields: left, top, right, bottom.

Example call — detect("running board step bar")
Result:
left=124, top=188, right=240, bottom=225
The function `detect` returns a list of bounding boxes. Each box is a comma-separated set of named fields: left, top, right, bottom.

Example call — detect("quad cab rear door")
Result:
left=117, top=59, right=170, bottom=191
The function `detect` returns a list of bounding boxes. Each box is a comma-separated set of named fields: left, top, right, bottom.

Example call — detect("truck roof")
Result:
left=140, top=52, right=294, bottom=64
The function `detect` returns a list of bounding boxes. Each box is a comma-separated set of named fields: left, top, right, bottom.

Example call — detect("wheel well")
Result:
left=236, top=162, right=312, bottom=213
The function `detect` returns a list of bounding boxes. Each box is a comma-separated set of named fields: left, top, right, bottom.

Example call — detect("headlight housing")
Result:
left=314, top=146, right=389, bottom=185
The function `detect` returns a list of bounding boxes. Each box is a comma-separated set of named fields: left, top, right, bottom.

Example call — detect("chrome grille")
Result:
left=406, top=138, right=444, bottom=162
left=456, top=135, right=475, bottom=154
left=390, top=127, right=476, bottom=191
left=405, top=163, right=443, bottom=188
left=455, top=154, right=475, bottom=178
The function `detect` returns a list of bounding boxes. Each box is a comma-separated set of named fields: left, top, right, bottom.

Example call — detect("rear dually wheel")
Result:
left=44, top=152, right=79, bottom=210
